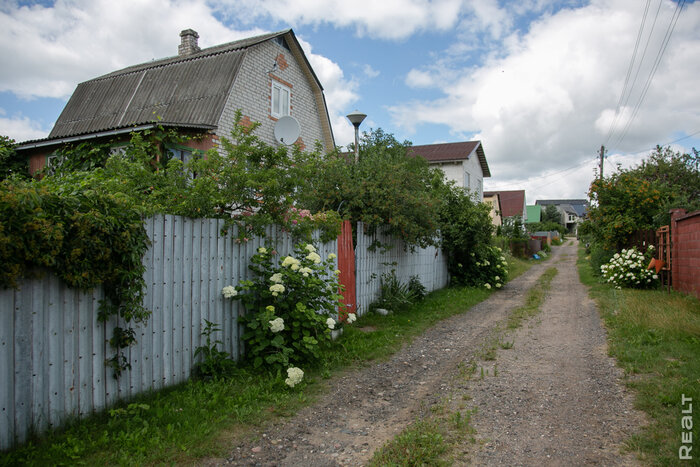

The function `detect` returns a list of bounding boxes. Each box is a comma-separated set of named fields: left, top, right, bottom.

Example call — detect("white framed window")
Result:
left=271, top=81, right=290, bottom=118
left=464, top=170, right=471, bottom=190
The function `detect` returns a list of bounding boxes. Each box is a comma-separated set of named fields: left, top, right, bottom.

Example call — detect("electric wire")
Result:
left=614, top=0, right=686, bottom=149
left=604, top=0, right=652, bottom=147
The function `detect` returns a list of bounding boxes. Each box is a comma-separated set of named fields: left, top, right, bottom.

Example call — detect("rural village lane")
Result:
left=208, top=240, right=644, bottom=466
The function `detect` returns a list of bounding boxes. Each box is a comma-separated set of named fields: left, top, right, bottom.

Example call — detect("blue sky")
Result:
left=1, top=0, right=699, bottom=202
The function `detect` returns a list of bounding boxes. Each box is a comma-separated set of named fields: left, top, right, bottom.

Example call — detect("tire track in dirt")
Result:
left=207, top=250, right=558, bottom=466
left=463, top=240, right=644, bottom=466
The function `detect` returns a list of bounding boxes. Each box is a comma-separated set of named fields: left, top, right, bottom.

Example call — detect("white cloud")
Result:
left=0, top=0, right=252, bottom=99
left=224, top=0, right=465, bottom=40
left=390, top=0, right=700, bottom=197
left=363, top=64, right=380, bottom=79
left=296, top=37, right=360, bottom=149
left=0, top=113, right=50, bottom=142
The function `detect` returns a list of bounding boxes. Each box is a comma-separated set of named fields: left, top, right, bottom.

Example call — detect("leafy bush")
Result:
left=408, top=275, right=427, bottom=301
left=225, top=244, right=346, bottom=373
left=372, top=271, right=415, bottom=312
left=193, top=320, right=236, bottom=379
left=600, top=246, right=659, bottom=289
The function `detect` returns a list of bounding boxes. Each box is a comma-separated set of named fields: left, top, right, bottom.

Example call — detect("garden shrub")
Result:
left=600, top=246, right=659, bottom=289
left=224, top=244, right=349, bottom=379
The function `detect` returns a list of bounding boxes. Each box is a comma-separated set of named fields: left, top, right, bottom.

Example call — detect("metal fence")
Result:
left=0, top=216, right=447, bottom=449
left=355, top=222, right=448, bottom=314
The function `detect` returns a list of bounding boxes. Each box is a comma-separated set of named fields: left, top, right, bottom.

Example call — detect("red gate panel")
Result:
left=337, top=220, right=356, bottom=318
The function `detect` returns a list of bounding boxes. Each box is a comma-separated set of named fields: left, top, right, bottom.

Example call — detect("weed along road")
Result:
left=211, top=240, right=643, bottom=466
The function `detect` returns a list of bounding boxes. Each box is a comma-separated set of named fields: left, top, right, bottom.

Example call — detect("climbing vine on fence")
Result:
left=0, top=178, right=150, bottom=377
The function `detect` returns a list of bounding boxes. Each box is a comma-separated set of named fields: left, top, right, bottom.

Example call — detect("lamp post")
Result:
left=346, top=110, right=366, bottom=163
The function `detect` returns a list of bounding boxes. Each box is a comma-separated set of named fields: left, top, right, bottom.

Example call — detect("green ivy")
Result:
left=0, top=178, right=149, bottom=377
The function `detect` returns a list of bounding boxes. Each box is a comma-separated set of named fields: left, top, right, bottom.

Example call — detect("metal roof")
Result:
left=40, top=30, right=310, bottom=142
left=408, top=141, right=491, bottom=177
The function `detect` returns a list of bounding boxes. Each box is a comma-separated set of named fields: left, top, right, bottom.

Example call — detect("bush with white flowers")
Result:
left=222, top=244, right=347, bottom=377
left=600, top=246, right=659, bottom=289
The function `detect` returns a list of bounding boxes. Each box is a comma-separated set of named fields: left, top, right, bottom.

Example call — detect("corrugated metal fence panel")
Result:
left=0, top=215, right=342, bottom=449
left=355, top=222, right=448, bottom=315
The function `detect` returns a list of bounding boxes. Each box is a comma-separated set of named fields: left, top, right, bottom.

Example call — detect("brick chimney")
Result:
left=178, top=29, right=200, bottom=56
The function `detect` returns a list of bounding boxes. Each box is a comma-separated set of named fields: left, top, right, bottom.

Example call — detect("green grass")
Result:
left=507, top=267, right=558, bottom=329
left=368, top=406, right=476, bottom=467
left=2, top=255, right=533, bottom=466
left=578, top=246, right=700, bottom=466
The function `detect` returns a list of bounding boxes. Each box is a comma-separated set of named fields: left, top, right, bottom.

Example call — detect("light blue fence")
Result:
left=0, top=216, right=446, bottom=449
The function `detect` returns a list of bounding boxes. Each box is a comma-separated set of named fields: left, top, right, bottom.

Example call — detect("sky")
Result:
left=1, top=0, right=699, bottom=203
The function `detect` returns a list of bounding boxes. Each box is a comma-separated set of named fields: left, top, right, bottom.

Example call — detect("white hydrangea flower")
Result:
left=281, top=256, right=300, bottom=268
left=270, top=273, right=284, bottom=284
left=266, top=305, right=275, bottom=312
left=285, top=367, right=304, bottom=387
left=496, top=283, right=502, bottom=288
left=328, top=253, right=337, bottom=260
left=269, top=317, right=284, bottom=333
left=305, top=244, right=317, bottom=253
left=346, top=313, right=356, bottom=324
left=326, top=317, right=336, bottom=330
left=306, top=252, right=322, bottom=264
left=291, top=263, right=300, bottom=271
left=653, top=274, right=659, bottom=280
left=257, top=247, right=267, bottom=254
left=222, top=286, right=237, bottom=298
left=269, top=283, right=285, bottom=295
left=484, top=283, right=491, bottom=289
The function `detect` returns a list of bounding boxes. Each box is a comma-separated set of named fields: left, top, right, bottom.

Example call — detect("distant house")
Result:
left=484, top=190, right=527, bottom=223
left=17, top=29, right=335, bottom=174
left=525, top=205, right=541, bottom=224
left=409, top=141, right=490, bottom=202
left=535, top=199, right=588, bottom=233
left=483, top=192, right=502, bottom=228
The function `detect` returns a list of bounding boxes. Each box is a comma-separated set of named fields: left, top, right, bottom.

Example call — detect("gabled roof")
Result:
left=484, top=190, right=526, bottom=218
left=536, top=199, right=588, bottom=217
left=526, top=205, right=541, bottom=223
left=19, top=29, right=334, bottom=149
left=408, top=141, right=491, bottom=177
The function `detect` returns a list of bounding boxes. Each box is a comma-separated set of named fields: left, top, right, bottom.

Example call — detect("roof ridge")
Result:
left=92, top=29, right=291, bottom=82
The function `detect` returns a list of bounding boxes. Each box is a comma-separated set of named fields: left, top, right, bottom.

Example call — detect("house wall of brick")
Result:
left=218, top=39, right=328, bottom=152
left=671, top=208, right=700, bottom=299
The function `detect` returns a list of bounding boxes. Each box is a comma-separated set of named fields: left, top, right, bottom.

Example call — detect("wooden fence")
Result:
left=0, top=216, right=447, bottom=449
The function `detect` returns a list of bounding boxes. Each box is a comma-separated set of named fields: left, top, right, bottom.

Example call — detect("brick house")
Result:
left=408, top=141, right=491, bottom=202
left=17, top=29, right=335, bottom=173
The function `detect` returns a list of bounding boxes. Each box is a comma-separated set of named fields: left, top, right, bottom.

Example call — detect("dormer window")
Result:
left=271, top=81, right=290, bottom=118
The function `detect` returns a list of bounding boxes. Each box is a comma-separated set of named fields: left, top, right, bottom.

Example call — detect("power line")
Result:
left=604, top=0, right=652, bottom=146
left=614, top=0, right=686, bottom=148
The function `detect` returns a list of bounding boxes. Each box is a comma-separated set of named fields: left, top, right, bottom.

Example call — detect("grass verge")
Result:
left=1, top=256, right=531, bottom=466
left=577, top=245, right=700, bottom=466
left=507, top=267, right=557, bottom=329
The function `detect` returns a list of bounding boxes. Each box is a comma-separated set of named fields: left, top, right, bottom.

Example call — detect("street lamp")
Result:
left=346, top=110, right=366, bottom=163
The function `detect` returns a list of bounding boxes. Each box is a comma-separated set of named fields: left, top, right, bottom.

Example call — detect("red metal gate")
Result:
left=337, top=220, right=356, bottom=318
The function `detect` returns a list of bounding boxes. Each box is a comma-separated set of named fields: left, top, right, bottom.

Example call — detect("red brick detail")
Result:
left=238, top=115, right=254, bottom=134
left=276, top=53, right=289, bottom=71
left=270, top=75, right=293, bottom=89
left=294, top=137, right=306, bottom=152
left=183, top=133, right=217, bottom=152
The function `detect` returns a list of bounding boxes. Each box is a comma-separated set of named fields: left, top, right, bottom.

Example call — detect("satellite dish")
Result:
left=274, top=116, right=301, bottom=145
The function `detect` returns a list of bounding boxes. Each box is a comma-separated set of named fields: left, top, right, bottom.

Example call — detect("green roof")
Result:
left=526, top=205, right=541, bottom=223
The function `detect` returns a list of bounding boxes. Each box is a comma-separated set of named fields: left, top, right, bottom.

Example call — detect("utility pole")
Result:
left=599, top=145, right=606, bottom=180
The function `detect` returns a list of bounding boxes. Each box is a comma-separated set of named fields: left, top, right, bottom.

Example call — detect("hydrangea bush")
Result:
left=600, top=246, right=659, bottom=289
left=453, top=245, right=509, bottom=290
left=223, top=243, right=351, bottom=383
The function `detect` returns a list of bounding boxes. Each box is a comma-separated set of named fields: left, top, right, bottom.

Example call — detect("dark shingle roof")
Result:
left=47, top=30, right=290, bottom=139
left=408, top=141, right=491, bottom=177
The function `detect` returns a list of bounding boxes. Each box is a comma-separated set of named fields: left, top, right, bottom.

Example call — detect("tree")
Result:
left=541, top=204, right=562, bottom=224
left=0, top=135, right=29, bottom=180
left=298, top=128, right=446, bottom=247
left=581, top=146, right=700, bottom=252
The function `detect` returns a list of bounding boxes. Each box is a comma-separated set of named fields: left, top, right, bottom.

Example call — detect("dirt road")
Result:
left=211, top=239, right=644, bottom=466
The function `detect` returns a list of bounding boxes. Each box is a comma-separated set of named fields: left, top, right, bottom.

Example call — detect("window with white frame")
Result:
left=464, top=170, right=471, bottom=190
left=271, top=81, right=290, bottom=118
